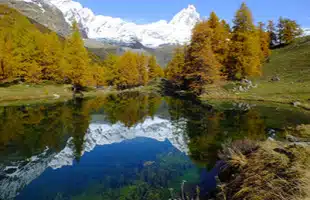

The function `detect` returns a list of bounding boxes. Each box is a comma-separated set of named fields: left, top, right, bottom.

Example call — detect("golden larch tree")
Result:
left=136, top=53, right=149, bottom=85
left=92, top=63, right=105, bottom=87
left=228, top=2, right=262, bottom=79
left=148, top=56, right=163, bottom=80
left=103, top=54, right=120, bottom=86
left=207, top=12, right=230, bottom=65
left=185, top=21, right=221, bottom=94
left=10, top=17, right=41, bottom=82
left=278, top=17, right=303, bottom=45
left=166, top=46, right=186, bottom=87
left=36, top=32, right=63, bottom=82
left=116, top=51, right=139, bottom=89
left=0, top=31, right=14, bottom=82
left=258, top=22, right=271, bottom=61
left=63, top=21, right=91, bottom=88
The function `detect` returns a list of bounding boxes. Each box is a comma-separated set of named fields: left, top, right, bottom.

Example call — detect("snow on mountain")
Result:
left=46, top=0, right=200, bottom=47
left=0, top=116, right=189, bottom=200
left=303, top=28, right=310, bottom=36
left=49, top=117, right=189, bottom=169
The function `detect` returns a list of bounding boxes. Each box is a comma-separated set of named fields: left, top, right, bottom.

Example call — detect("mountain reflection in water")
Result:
left=1, top=92, right=310, bottom=200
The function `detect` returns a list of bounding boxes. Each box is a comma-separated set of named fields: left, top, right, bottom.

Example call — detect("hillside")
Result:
left=84, top=38, right=176, bottom=67
left=202, top=36, right=310, bottom=107
left=262, top=36, right=310, bottom=82
left=0, top=0, right=71, bottom=36
left=248, top=36, right=310, bottom=102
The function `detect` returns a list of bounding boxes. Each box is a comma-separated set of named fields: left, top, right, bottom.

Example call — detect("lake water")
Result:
left=1, top=92, right=310, bottom=200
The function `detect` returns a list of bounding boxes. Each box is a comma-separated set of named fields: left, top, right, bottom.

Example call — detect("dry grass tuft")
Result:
left=286, top=124, right=310, bottom=141
left=217, top=139, right=310, bottom=200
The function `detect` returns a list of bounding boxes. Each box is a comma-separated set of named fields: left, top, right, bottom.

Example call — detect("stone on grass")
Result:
left=292, top=101, right=301, bottom=107
left=271, top=76, right=281, bottom=82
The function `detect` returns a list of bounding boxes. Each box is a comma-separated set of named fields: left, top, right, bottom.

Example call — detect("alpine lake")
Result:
left=1, top=92, right=310, bottom=200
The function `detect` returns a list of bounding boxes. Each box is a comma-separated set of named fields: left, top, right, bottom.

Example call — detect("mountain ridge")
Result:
left=45, top=0, right=201, bottom=47
left=6, top=0, right=310, bottom=48
left=0, top=0, right=71, bottom=36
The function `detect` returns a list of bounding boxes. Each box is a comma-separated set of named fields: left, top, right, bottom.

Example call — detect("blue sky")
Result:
left=76, top=0, right=310, bottom=27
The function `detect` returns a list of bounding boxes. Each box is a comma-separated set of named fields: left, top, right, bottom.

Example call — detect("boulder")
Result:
left=238, top=86, right=245, bottom=92
left=271, top=76, right=281, bottom=82
left=292, top=101, right=301, bottom=107
left=53, top=94, right=60, bottom=99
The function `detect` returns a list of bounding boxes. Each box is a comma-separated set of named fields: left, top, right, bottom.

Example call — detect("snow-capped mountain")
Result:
left=303, top=28, right=310, bottom=36
left=47, top=0, right=200, bottom=47
left=0, top=117, right=189, bottom=200
left=50, top=117, right=189, bottom=169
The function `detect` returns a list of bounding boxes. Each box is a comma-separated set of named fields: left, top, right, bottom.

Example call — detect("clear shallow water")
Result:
left=1, top=92, right=310, bottom=200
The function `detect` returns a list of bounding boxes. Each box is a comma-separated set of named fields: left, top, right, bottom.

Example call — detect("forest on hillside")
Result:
left=0, top=5, right=163, bottom=91
left=166, top=3, right=303, bottom=95
left=0, top=3, right=302, bottom=95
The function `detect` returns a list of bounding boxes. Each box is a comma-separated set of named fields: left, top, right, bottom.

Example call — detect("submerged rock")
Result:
left=143, top=161, right=155, bottom=167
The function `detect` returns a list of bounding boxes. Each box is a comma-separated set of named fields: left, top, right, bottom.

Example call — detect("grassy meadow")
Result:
left=202, top=36, right=310, bottom=109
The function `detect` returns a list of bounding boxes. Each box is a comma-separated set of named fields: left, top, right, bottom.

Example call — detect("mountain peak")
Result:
left=169, top=4, right=200, bottom=27
left=28, top=0, right=201, bottom=47
left=187, top=4, right=196, bottom=11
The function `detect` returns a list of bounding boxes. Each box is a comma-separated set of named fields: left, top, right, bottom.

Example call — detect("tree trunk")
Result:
left=0, top=59, right=4, bottom=79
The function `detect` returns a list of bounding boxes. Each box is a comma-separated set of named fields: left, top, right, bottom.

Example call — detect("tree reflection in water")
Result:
left=1, top=93, right=310, bottom=200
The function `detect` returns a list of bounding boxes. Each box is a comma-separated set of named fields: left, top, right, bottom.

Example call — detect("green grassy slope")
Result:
left=262, top=36, right=310, bottom=82
left=202, top=36, right=310, bottom=107
left=245, top=36, right=310, bottom=102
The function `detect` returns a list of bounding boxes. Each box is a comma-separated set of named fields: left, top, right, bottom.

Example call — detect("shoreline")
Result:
left=201, top=95, right=310, bottom=110
left=0, top=84, right=159, bottom=106
left=1, top=83, right=310, bottom=111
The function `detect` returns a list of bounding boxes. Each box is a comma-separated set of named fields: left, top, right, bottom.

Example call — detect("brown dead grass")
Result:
left=217, top=139, right=310, bottom=200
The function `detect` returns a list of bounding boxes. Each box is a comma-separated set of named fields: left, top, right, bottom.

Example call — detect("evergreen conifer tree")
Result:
left=267, top=20, right=277, bottom=47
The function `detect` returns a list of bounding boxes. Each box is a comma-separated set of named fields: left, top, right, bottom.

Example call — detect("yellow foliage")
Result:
left=148, top=55, right=163, bottom=80
left=63, top=22, right=91, bottom=87
left=185, top=21, right=222, bottom=94
left=92, top=63, right=105, bottom=86
left=115, top=51, right=140, bottom=89
left=228, top=2, right=262, bottom=79
left=103, top=54, right=120, bottom=86
left=166, top=47, right=186, bottom=87
left=278, top=17, right=303, bottom=45
left=207, top=12, right=230, bottom=65
left=258, top=22, right=271, bottom=61
left=35, top=32, right=63, bottom=82
left=0, top=31, right=14, bottom=82
left=136, top=53, right=149, bottom=85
